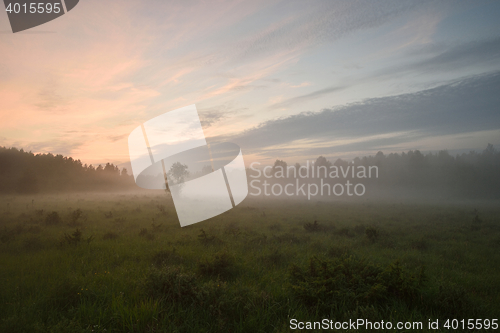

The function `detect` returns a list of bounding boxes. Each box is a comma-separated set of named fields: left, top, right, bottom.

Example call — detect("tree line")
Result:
left=254, top=144, right=500, bottom=199
left=1, top=144, right=499, bottom=198
left=0, top=147, right=135, bottom=194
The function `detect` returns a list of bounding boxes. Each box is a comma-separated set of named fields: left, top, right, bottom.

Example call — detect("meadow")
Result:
left=0, top=192, right=499, bottom=332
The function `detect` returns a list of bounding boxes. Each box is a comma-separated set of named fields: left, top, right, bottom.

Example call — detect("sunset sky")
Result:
left=1, top=0, right=499, bottom=166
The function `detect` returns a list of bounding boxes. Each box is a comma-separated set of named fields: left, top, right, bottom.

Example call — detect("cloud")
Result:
left=212, top=71, right=500, bottom=156
left=373, top=37, right=500, bottom=81
left=412, top=37, right=500, bottom=72
left=270, top=85, right=346, bottom=109
left=22, top=140, right=85, bottom=157
left=198, top=103, right=247, bottom=128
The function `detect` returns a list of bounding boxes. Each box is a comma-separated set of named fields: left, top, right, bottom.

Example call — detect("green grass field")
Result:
left=0, top=193, right=499, bottom=332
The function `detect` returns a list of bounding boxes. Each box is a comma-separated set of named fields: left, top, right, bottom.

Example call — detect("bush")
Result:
left=45, top=211, right=61, bottom=225
left=303, top=220, right=322, bottom=232
left=197, top=251, right=237, bottom=280
left=64, top=228, right=82, bottom=245
left=365, top=226, right=379, bottom=242
left=63, top=228, right=94, bottom=245
left=289, top=255, right=425, bottom=313
left=69, top=209, right=83, bottom=226
left=354, top=224, right=366, bottom=235
left=23, top=236, right=44, bottom=251
left=334, top=227, right=352, bottom=237
left=152, top=249, right=183, bottom=267
left=260, top=249, right=286, bottom=267
left=435, top=283, right=478, bottom=318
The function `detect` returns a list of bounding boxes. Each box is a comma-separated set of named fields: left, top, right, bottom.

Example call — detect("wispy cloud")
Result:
left=270, top=85, right=346, bottom=109
left=212, top=71, right=500, bottom=158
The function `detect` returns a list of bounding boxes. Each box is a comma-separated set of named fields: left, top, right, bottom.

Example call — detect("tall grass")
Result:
left=0, top=193, right=499, bottom=332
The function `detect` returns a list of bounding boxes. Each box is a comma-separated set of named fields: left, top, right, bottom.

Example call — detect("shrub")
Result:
left=260, top=249, right=286, bottom=267
left=354, top=224, right=366, bottom=235
left=0, top=227, right=14, bottom=243
left=333, top=227, right=352, bottom=237
left=289, top=255, right=425, bottom=313
left=23, top=236, right=44, bottom=251
left=197, top=251, right=237, bottom=280
left=435, top=283, right=477, bottom=318
left=152, top=249, right=183, bottom=267
left=64, top=228, right=82, bottom=245
left=45, top=211, right=61, bottom=225
left=365, top=226, right=379, bottom=242
left=64, top=228, right=94, bottom=245
left=303, top=220, right=322, bottom=232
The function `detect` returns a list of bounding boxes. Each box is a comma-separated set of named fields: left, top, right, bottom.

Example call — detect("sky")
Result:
left=1, top=0, right=499, bottom=166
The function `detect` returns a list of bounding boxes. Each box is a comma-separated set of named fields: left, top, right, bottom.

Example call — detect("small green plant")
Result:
left=303, top=220, right=322, bottom=232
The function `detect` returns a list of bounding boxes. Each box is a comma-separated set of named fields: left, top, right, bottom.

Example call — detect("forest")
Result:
left=0, top=144, right=499, bottom=199
left=0, top=147, right=135, bottom=193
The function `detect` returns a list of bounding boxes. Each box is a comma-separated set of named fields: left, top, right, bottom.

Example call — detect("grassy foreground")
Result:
left=0, top=193, right=499, bottom=332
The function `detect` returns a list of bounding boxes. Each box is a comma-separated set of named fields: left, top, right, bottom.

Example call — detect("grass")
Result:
left=0, top=192, right=499, bottom=332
